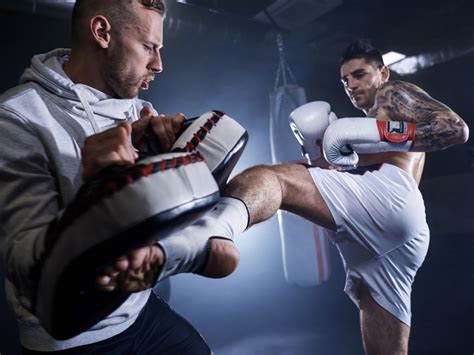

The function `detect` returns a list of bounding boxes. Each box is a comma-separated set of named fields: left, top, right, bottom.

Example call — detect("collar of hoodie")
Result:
left=20, top=48, right=138, bottom=133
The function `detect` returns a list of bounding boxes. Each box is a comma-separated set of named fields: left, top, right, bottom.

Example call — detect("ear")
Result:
left=380, top=65, right=390, bottom=83
left=90, top=15, right=112, bottom=49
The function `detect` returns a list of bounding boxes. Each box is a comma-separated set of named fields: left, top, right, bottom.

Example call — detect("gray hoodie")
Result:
left=0, top=48, right=152, bottom=351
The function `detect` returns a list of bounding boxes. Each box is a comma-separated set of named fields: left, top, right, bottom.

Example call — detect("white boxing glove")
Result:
left=322, top=117, right=416, bottom=169
left=289, top=101, right=338, bottom=164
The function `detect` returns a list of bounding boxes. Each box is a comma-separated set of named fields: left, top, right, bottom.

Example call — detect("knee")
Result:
left=200, top=238, right=240, bottom=278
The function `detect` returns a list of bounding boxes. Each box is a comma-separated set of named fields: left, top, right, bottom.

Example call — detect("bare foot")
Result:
left=96, top=244, right=164, bottom=293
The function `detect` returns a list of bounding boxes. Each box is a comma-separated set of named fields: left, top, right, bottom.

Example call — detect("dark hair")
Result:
left=71, top=0, right=166, bottom=45
left=340, top=39, right=384, bottom=68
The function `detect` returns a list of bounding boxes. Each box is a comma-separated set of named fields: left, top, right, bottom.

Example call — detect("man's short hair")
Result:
left=71, top=0, right=166, bottom=45
left=340, top=39, right=385, bottom=68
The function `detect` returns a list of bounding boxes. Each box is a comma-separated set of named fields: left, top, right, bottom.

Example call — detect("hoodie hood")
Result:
left=20, top=48, right=138, bottom=129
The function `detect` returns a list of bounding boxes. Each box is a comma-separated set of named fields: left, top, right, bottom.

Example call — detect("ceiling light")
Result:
left=382, top=51, right=406, bottom=66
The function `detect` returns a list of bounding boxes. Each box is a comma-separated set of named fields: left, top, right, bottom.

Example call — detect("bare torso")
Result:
left=359, top=150, right=425, bottom=185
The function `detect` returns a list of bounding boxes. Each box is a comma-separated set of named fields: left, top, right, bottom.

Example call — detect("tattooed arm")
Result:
left=368, top=80, right=469, bottom=151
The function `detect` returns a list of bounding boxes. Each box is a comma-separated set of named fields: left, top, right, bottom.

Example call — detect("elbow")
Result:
left=449, top=114, right=470, bottom=145
left=460, top=122, right=470, bottom=144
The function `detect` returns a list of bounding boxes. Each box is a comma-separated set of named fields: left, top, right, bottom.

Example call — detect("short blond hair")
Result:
left=71, top=0, right=166, bottom=44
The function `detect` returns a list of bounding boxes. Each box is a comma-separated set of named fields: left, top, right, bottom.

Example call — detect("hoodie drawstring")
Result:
left=73, top=86, right=101, bottom=134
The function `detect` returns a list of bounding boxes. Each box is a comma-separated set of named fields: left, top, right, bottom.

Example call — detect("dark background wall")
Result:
left=0, top=1, right=473, bottom=354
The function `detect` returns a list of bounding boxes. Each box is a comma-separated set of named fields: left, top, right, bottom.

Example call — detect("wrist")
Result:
left=376, top=120, right=416, bottom=143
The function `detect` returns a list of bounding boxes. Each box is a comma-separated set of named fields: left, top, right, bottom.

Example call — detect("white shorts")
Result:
left=309, top=164, right=430, bottom=326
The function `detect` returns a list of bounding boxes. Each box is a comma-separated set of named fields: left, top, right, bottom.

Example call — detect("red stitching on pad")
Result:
left=181, top=111, right=225, bottom=152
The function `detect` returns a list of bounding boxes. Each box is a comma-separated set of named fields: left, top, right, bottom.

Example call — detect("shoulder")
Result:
left=0, top=82, right=57, bottom=121
left=369, top=79, right=458, bottom=122
left=0, top=82, right=57, bottom=139
left=377, top=80, right=431, bottom=98
left=1, top=82, right=46, bottom=112
left=371, top=80, right=438, bottom=115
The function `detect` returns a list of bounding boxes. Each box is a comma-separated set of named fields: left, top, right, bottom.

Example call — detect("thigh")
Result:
left=359, top=283, right=410, bottom=355
left=273, top=164, right=336, bottom=231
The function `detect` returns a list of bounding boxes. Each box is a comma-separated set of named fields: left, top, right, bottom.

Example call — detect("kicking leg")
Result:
left=225, top=163, right=336, bottom=230
left=359, top=283, right=410, bottom=355
left=96, top=163, right=334, bottom=291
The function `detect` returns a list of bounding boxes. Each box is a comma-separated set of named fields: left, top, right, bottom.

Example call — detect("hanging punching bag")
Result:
left=269, top=34, right=330, bottom=287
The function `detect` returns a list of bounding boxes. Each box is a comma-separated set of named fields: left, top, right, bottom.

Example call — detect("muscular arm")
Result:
left=368, top=80, right=469, bottom=151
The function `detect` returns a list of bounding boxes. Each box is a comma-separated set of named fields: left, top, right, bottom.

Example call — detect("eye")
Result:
left=143, top=44, right=153, bottom=52
left=340, top=78, right=348, bottom=86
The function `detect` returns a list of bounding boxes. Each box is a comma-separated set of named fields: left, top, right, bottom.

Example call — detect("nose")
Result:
left=346, top=77, right=358, bottom=92
left=148, top=51, right=163, bottom=74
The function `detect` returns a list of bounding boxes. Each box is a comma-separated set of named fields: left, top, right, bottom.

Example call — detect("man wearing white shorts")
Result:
left=309, top=163, right=429, bottom=328
left=100, top=39, right=469, bottom=354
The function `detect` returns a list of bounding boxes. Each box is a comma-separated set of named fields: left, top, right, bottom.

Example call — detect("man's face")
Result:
left=340, top=58, right=387, bottom=112
left=104, top=7, right=164, bottom=99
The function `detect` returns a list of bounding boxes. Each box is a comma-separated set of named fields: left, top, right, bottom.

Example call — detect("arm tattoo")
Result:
left=368, top=80, right=468, bottom=151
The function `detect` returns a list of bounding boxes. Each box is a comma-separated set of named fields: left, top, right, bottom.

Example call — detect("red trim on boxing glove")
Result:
left=376, top=120, right=416, bottom=143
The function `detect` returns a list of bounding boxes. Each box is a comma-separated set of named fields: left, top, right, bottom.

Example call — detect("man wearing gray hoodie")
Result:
left=0, top=0, right=238, bottom=353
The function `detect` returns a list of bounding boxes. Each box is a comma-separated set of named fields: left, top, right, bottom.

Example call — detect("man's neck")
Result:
left=63, top=49, right=108, bottom=94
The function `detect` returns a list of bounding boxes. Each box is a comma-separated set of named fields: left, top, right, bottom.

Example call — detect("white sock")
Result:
left=157, top=197, right=249, bottom=281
